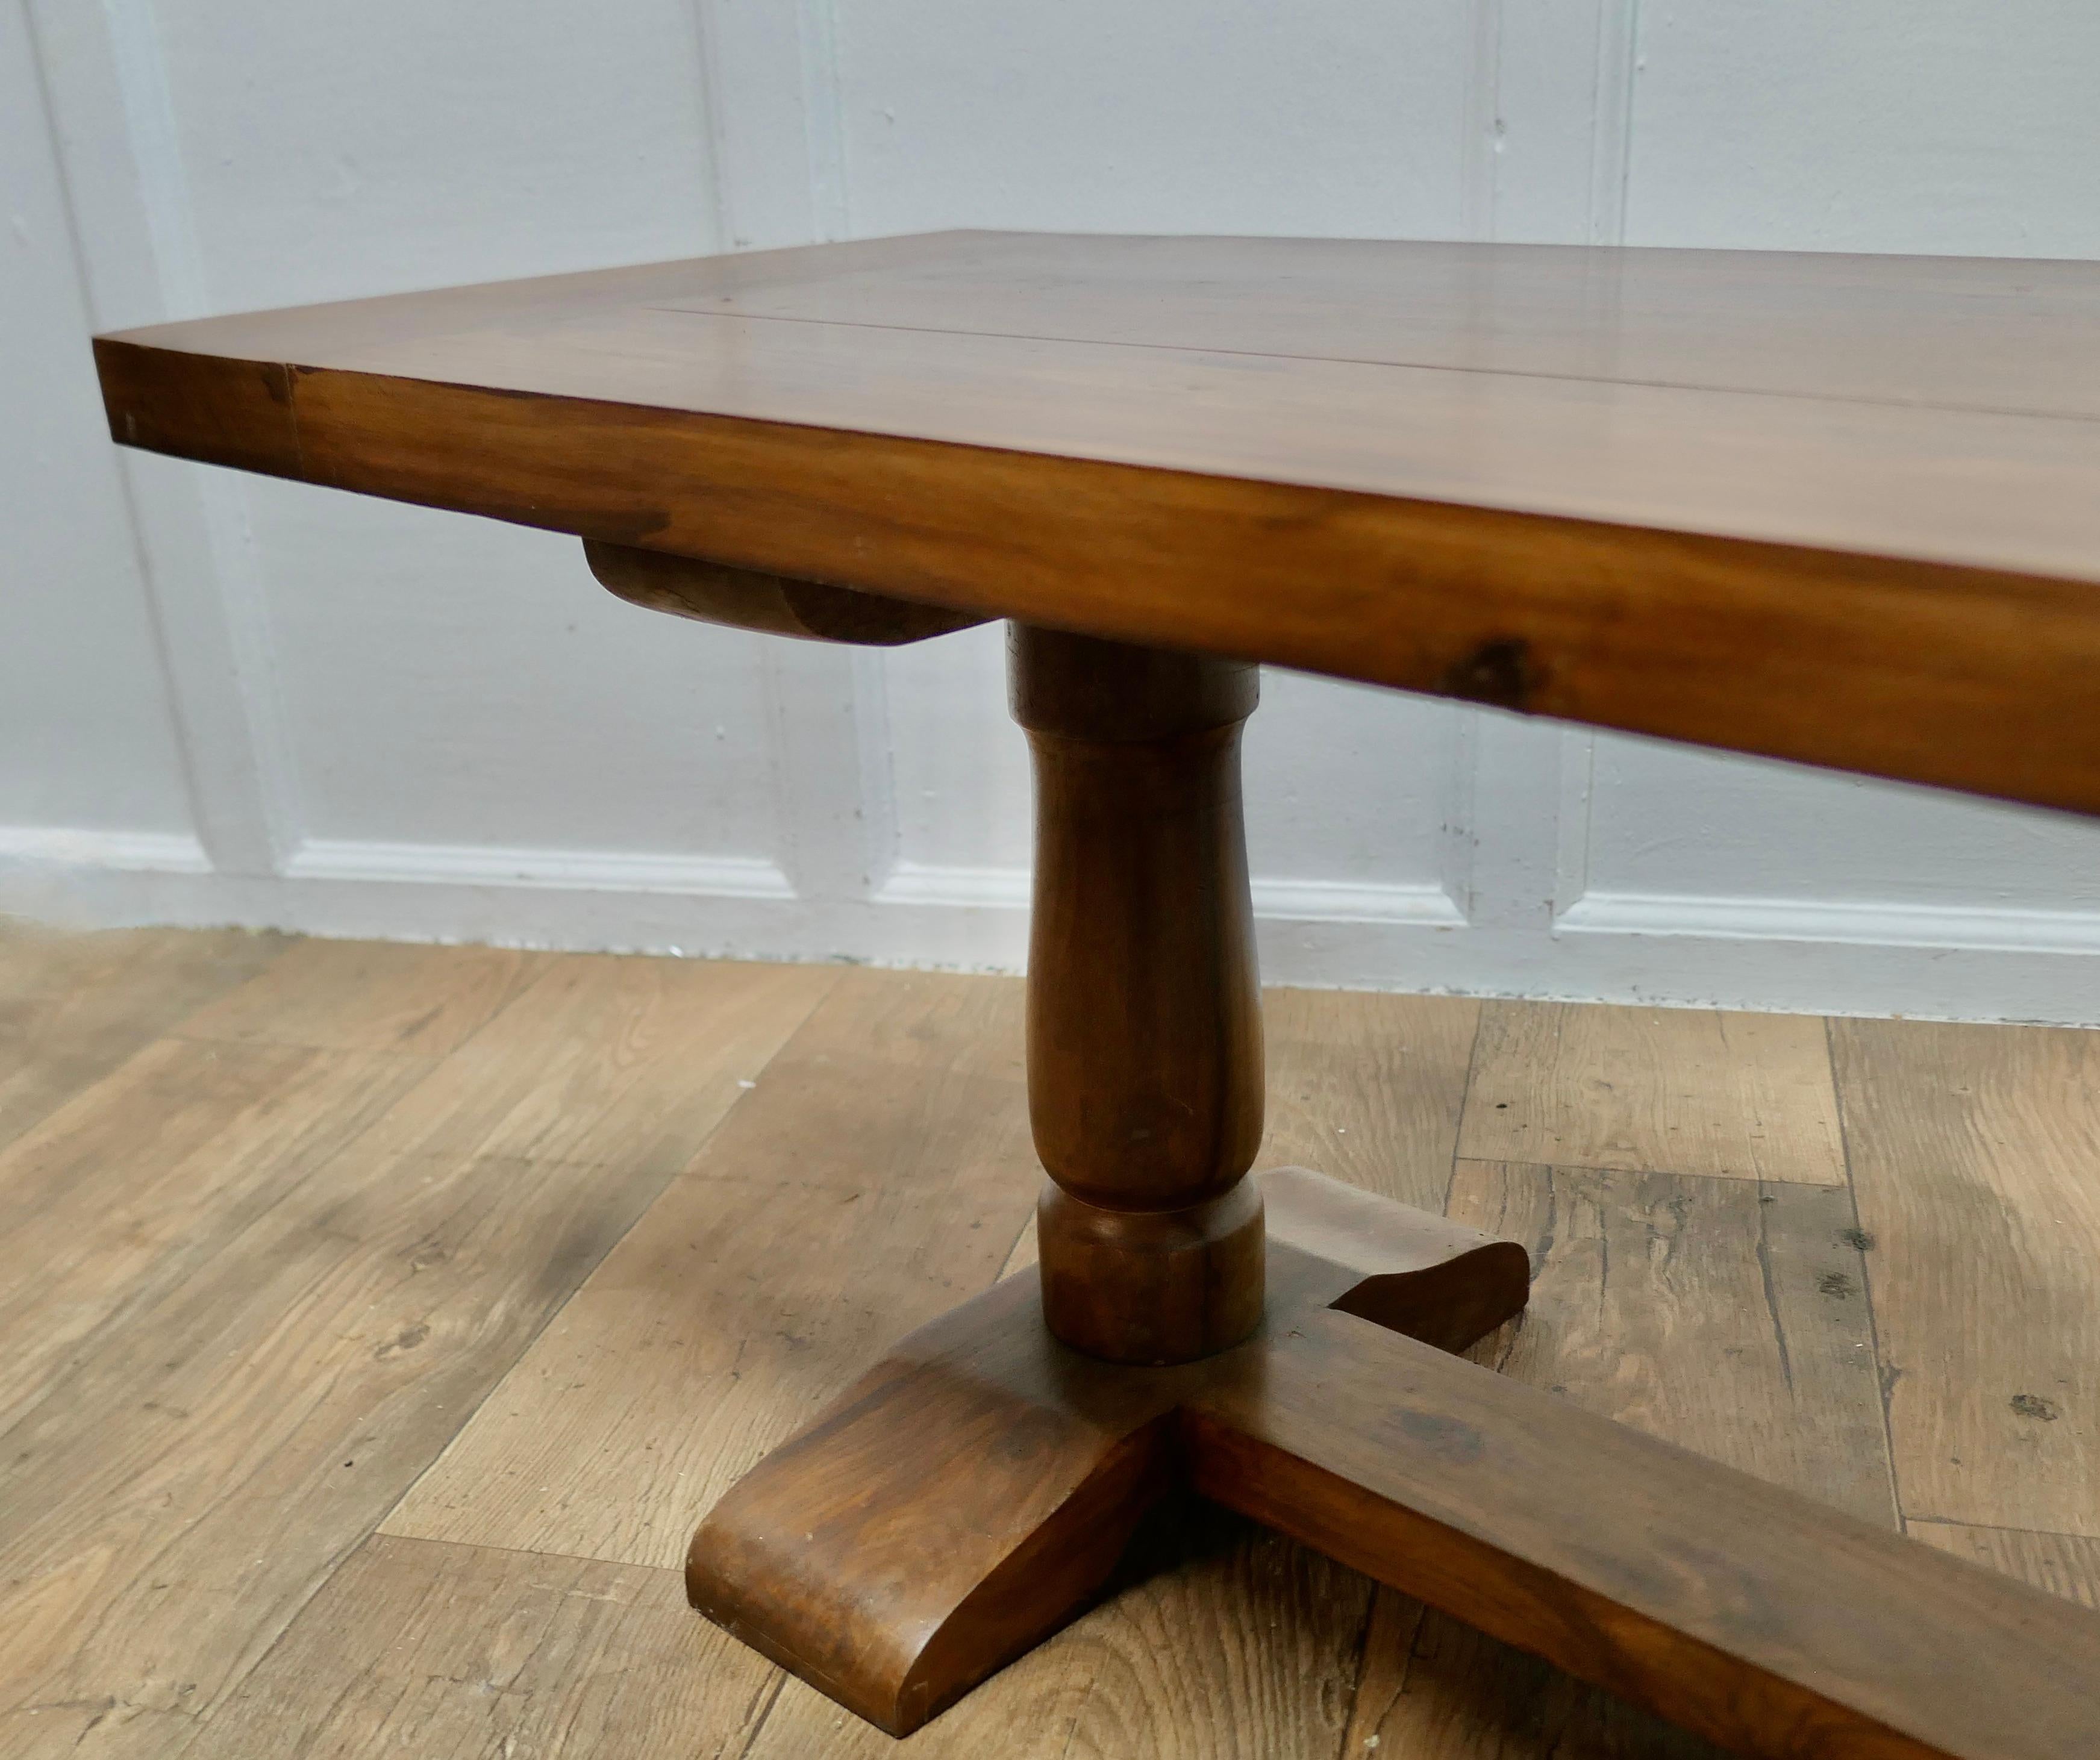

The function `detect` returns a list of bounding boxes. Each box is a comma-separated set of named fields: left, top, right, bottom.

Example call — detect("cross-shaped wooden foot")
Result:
left=687, top=1164, right=1528, bottom=1733
left=686, top=1162, right=2098, bottom=1758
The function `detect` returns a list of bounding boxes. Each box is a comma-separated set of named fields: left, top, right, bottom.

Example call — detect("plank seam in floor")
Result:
left=1450, top=1153, right=1846, bottom=1187
left=1337, top=996, right=1480, bottom=1753
left=140, top=952, right=839, bottom=1753
left=166, top=1532, right=696, bottom=1760
left=366, top=1025, right=834, bottom=1544
left=1904, top=1515, right=2096, bottom=1542
left=1436, top=1005, right=1489, bottom=1218
left=1825, top=1016, right=1909, bottom=1527
left=10, top=939, right=2090, bottom=1757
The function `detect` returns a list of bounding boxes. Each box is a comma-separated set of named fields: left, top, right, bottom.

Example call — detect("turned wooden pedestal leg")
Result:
left=648, top=575, right=2100, bottom=1756
left=1015, top=625, right=1266, bottom=1364
left=685, top=625, right=1527, bottom=1730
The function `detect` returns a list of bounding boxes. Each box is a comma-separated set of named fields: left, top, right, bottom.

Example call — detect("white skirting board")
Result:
left=5, top=828, right=2098, bottom=1028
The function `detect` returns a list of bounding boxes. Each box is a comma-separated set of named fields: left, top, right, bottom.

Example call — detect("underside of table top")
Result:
left=95, top=230, right=2100, bottom=814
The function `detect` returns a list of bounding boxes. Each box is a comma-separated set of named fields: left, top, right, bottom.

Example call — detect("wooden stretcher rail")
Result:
left=1188, top=1309, right=2100, bottom=1760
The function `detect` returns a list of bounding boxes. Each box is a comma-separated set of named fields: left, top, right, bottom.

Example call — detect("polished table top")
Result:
left=95, top=231, right=2100, bottom=814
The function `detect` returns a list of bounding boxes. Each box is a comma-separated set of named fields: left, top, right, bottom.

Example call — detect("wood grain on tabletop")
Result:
left=93, top=231, right=2100, bottom=818
left=1830, top=1016, right=2100, bottom=1535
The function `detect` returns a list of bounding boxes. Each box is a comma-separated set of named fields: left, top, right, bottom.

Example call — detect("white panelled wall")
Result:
left=6, top=0, right=2099, bottom=1023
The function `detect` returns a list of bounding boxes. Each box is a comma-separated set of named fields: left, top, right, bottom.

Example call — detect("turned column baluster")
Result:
left=1011, top=623, right=1266, bottom=1364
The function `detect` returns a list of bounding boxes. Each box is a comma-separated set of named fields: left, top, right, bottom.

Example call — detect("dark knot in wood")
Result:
left=1440, top=637, right=1542, bottom=710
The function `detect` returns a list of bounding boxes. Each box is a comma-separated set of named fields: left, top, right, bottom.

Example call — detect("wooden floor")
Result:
left=1, top=926, right=2095, bottom=1759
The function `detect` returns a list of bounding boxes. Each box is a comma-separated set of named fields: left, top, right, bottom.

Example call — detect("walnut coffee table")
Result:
left=96, top=233, right=2100, bottom=1756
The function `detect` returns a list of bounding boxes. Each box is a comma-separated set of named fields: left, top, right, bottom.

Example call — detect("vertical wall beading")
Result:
left=31, top=0, right=299, bottom=876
